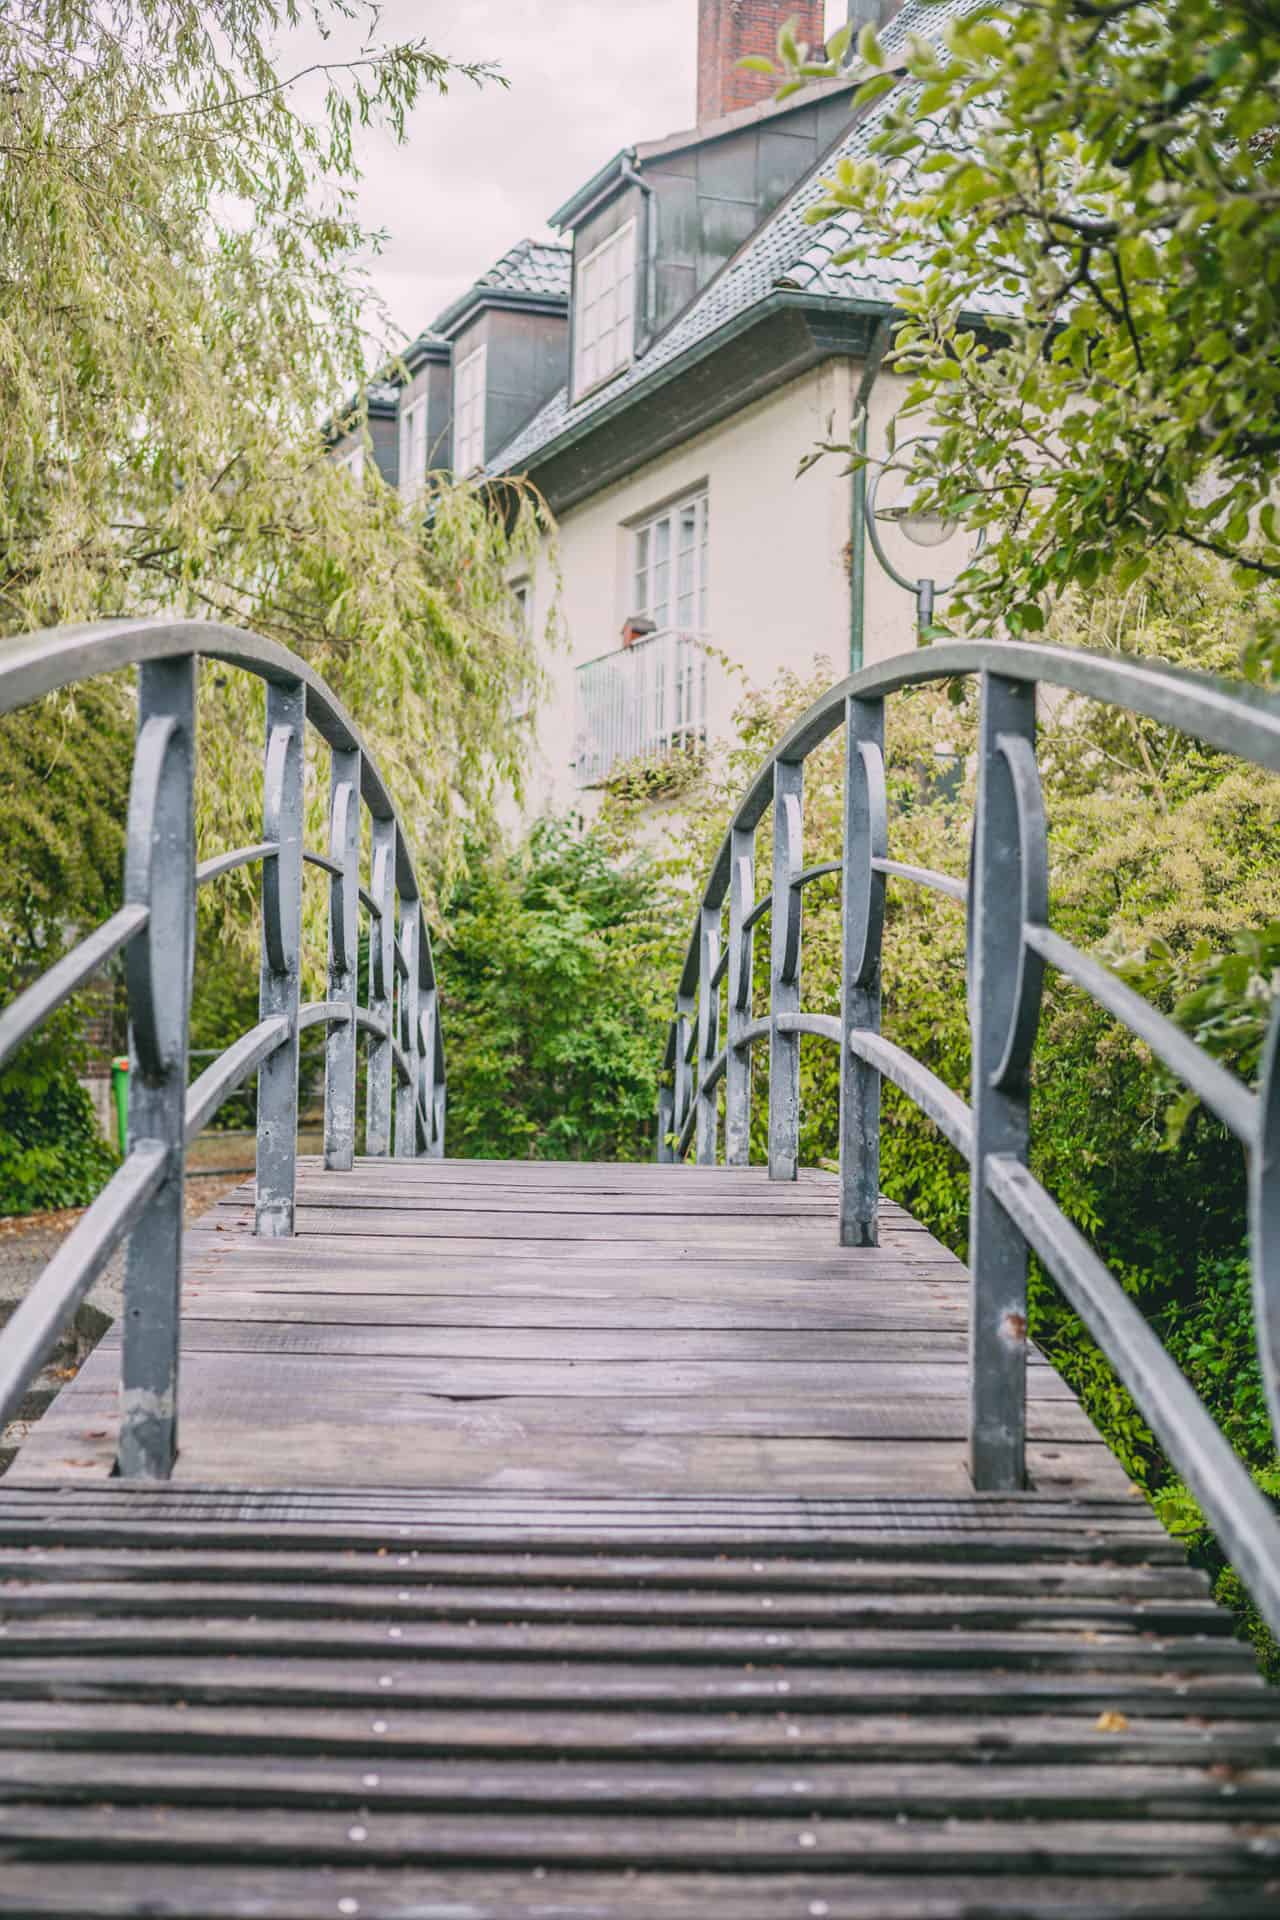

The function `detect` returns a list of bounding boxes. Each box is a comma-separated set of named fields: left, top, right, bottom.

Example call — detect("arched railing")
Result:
left=0, top=619, right=445, bottom=1479
left=656, top=640, right=1280, bottom=1637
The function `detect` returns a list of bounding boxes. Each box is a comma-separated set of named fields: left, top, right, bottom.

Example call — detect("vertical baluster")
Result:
left=673, top=990, right=695, bottom=1159
left=839, top=696, right=887, bottom=1247
left=418, top=920, right=446, bottom=1159
left=117, top=656, right=196, bottom=1480
left=365, top=814, right=396, bottom=1157
left=324, top=746, right=360, bottom=1171
left=695, top=901, right=720, bottom=1165
left=656, top=1082, right=674, bottom=1164
left=969, top=672, right=1038, bottom=1490
left=255, top=679, right=304, bottom=1238
left=768, top=759, right=803, bottom=1181
left=395, top=887, right=421, bottom=1160
left=430, top=1015, right=447, bottom=1160
left=725, top=826, right=755, bottom=1166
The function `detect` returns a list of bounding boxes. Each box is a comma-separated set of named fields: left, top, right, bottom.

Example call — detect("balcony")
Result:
left=573, top=629, right=709, bottom=789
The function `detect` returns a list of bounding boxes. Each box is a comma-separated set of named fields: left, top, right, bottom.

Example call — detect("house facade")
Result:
left=337, top=0, right=979, bottom=821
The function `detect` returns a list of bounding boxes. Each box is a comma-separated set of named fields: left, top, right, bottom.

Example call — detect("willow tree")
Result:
left=0, top=0, right=548, bottom=881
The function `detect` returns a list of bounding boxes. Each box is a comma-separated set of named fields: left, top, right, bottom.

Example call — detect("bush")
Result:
left=0, top=1005, right=118, bottom=1215
left=440, top=820, right=675, bottom=1162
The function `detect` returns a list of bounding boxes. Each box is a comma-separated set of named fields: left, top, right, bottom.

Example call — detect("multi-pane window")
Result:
left=631, top=491, right=709, bottom=634
left=399, top=396, right=427, bottom=495
left=454, top=344, right=487, bottom=473
left=575, top=221, right=636, bottom=395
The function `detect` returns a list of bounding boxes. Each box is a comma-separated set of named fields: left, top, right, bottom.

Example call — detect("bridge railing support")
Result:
left=0, top=618, right=448, bottom=1480
left=656, top=637, right=1280, bottom=1640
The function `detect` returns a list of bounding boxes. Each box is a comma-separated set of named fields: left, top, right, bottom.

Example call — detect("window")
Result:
left=399, top=395, right=427, bottom=495
left=631, top=491, right=709, bottom=634
left=338, top=441, right=365, bottom=483
left=575, top=220, right=636, bottom=395
left=454, top=344, right=487, bottom=473
left=509, top=581, right=533, bottom=720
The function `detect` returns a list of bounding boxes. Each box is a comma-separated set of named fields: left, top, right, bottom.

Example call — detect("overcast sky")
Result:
left=292, top=1, right=849, bottom=348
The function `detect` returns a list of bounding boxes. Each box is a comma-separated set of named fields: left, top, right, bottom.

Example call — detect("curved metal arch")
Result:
left=676, top=639, right=1280, bottom=998
left=657, top=637, right=1280, bottom=1634
left=0, top=617, right=432, bottom=927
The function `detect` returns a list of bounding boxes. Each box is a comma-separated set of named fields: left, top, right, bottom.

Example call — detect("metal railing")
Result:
left=573, top=627, right=708, bottom=788
left=656, top=640, right=1280, bottom=1637
left=0, top=618, right=446, bottom=1479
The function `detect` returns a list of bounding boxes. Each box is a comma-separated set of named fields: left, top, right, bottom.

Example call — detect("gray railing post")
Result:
left=395, top=889, right=421, bottom=1159
left=656, top=1084, right=674, bottom=1163
left=255, top=680, right=305, bottom=1237
left=768, top=759, right=803, bottom=1181
left=674, top=991, right=695, bottom=1157
left=968, top=671, right=1039, bottom=1490
left=725, top=826, right=755, bottom=1166
left=117, top=656, right=196, bottom=1480
left=839, top=696, right=887, bottom=1247
left=324, top=746, right=361, bottom=1171
left=419, top=925, right=445, bottom=1159
left=695, top=902, right=721, bottom=1165
left=365, top=814, right=396, bottom=1157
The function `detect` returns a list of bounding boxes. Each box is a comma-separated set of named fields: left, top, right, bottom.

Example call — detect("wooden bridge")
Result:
left=2, top=619, right=1280, bottom=1916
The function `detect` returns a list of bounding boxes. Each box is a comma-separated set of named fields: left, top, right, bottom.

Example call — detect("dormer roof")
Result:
left=432, top=238, right=571, bottom=339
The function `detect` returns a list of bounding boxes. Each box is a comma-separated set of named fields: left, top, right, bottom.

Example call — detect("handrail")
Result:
left=655, top=638, right=1280, bottom=1640
left=0, top=617, right=449, bottom=1480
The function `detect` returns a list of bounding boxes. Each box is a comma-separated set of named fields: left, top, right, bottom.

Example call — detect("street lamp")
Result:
left=864, top=434, right=983, bottom=639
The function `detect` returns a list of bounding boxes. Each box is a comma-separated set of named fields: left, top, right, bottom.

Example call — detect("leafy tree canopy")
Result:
left=0, top=1, right=549, bottom=889
left=765, top=0, right=1280, bottom=665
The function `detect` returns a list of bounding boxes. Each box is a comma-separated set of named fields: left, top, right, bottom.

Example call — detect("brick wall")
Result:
left=697, top=0, right=828, bottom=123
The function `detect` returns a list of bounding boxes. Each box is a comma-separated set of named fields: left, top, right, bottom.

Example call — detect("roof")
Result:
left=491, top=0, right=992, bottom=480
left=550, top=75, right=857, bottom=232
left=432, top=237, right=571, bottom=338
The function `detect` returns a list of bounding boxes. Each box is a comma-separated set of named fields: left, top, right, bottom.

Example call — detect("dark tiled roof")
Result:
left=483, top=237, right=572, bottom=299
left=490, top=0, right=993, bottom=478
left=432, top=237, right=571, bottom=336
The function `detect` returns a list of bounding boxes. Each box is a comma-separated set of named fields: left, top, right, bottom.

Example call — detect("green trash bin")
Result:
left=111, top=1056, right=129, bottom=1156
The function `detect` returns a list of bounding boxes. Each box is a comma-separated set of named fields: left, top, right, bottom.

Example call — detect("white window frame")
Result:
left=630, top=490, right=709, bottom=637
left=338, top=440, right=365, bottom=483
left=454, top=343, right=488, bottom=474
left=574, top=218, right=636, bottom=397
left=399, top=394, right=427, bottom=496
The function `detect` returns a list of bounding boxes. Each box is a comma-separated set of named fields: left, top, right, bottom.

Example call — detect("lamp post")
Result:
left=863, top=434, right=983, bottom=640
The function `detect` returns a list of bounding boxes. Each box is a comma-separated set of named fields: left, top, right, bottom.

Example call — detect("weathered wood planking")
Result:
left=6, top=1160, right=1276, bottom=1913
left=0, top=1489, right=1277, bottom=1917
left=11, top=1158, right=1125, bottom=1495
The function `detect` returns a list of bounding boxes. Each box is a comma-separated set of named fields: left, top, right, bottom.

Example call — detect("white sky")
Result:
left=289, top=0, right=850, bottom=348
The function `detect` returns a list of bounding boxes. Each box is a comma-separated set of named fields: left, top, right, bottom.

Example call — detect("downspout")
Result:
left=619, top=151, right=657, bottom=353
left=848, top=315, right=892, bottom=672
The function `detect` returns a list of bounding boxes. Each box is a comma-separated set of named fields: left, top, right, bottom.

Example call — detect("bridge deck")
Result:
left=11, top=1158, right=1126, bottom=1494
left=3, top=1161, right=1278, bottom=1915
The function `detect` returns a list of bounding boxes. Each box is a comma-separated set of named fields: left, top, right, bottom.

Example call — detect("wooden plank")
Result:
left=4, top=1700, right=1270, bottom=1765
left=0, top=1579, right=1232, bottom=1635
left=4, top=1803, right=1279, bottom=1872
left=0, top=1653, right=1265, bottom=1714
left=4, top=1749, right=1279, bottom=1819
left=2, top=1864, right=1277, bottom=1919
left=0, top=1547, right=1210, bottom=1596
left=0, top=1616, right=1257, bottom=1671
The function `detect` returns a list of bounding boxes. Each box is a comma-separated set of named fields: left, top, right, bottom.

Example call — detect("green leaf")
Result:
left=857, top=22, right=885, bottom=67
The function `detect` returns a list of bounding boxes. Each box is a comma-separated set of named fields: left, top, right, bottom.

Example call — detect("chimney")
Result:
left=697, top=0, right=827, bottom=124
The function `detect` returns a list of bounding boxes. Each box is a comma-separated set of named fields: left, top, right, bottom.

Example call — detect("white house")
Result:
left=335, top=0, right=983, bottom=820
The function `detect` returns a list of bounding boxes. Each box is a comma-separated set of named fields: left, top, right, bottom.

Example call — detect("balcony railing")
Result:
left=573, top=629, right=708, bottom=789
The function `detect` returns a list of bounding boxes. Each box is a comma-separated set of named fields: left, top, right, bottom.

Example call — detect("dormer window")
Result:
left=454, top=343, right=487, bottom=473
left=399, top=395, right=427, bottom=495
left=575, top=220, right=636, bottom=396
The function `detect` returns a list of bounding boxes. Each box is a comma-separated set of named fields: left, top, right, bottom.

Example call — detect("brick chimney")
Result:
left=697, top=0, right=828, bottom=124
